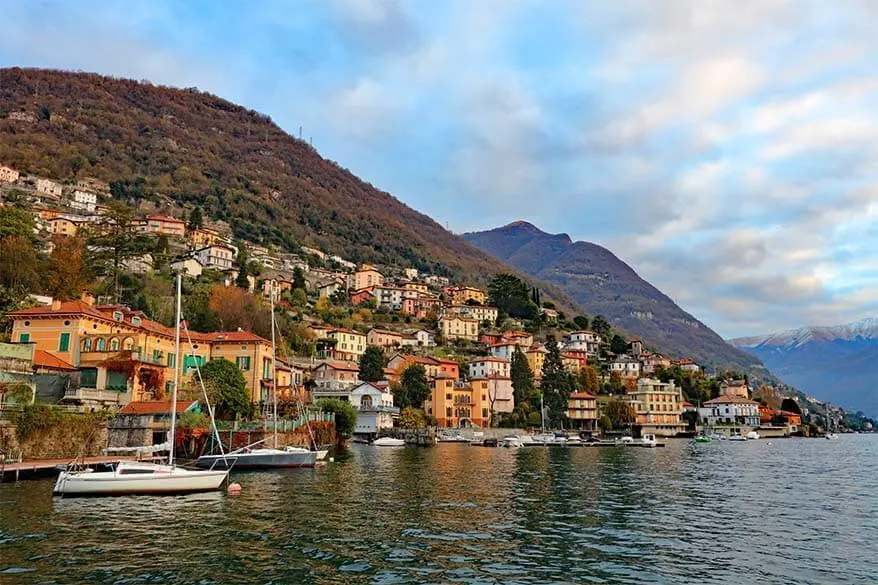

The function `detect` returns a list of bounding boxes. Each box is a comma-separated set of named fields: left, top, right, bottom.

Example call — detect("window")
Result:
left=446, top=407, right=452, bottom=417
left=82, top=338, right=92, bottom=352
left=153, top=349, right=161, bottom=362
left=96, top=338, right=106, bottom=351
left=167, top=353, right=176, bottom=368
left=19, top=333, right=29, bottom=343
left=131, top=317, right=141, bottom=327
left=262, top=358, right=271, bottom=379
left=237, top=356, right=251, bottom=371
left=110, top=338, right=120, bottom=351
left=59, top=333, right=70, bottom=352
left=113, top=311, right=123, bottom=322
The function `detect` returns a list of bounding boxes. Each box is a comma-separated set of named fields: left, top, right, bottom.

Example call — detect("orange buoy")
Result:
left=227, top=482, right=242, bottom=494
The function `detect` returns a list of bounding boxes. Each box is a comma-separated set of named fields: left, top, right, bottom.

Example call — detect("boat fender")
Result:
left=227, top=483, right=243, bottom=495
left=329, top=457, right=335, bottom=463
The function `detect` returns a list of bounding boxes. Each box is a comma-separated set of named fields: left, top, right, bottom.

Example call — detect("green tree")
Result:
left=0, top=206, right=35, bottom=240
left=359, top=345, right=387, bottom=383
left=599, top=414, right=612, bottom=433
left=292, top=266, right=306, bottom=291
left=609, top=371, right=624, bottom=393
left=541, top=336, right=576, bottom=428
left=510, top=345, right=534, bottom=407
left=187, top=206, right=203, bottom=231
left=591, top=315, right=611, bottom=337
left=85, top=203, right=153, bottom=301
left=234, top=246, right=249, bottom=289
left=488, top=273, right=538, bottom=320
left=316, top=397, right=357, bottom=437
left=0, top=235, right=38, bottom=291
left=577, top=365, right=600, bottom=394
left=398, top=406, right=426, bottom=429
left=610, top=334, right=628, bottom=355
left=396, top=364, right=430, bottom=409
left=291, top=288, right=308, bottom=308
left=199, top=359, right=252, bottom=420
left=604, top=397, right=636, bottom=429
left=573, top=315, right=590, bottom=330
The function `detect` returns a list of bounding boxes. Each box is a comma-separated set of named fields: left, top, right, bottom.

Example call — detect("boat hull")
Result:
left=195, top=451, right=317, bottom=469
left=53, top=466, right=228, bottom=497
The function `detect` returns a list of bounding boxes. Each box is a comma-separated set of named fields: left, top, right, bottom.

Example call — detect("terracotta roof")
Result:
left=703, top=396, right=759, bottom=405
left=206, top=331, right=270, bottom=343
left=488, top=342, right=517, bottom=348
left=368, top=328, right=402, bottom=336
left=147, top=215, right=184, bottom=223
left=468, top=357, right=509, bottom=363
left=8, top=299, right=104, bottom=319
left=568, top=330, right=597, bottom=335
left=33, top=350, right=76, bottom=371
left=569, top=392, right=596, bottom=399
left=318, top=360, right=360, bottom=372
left=119, top=400, right=196, bottom=415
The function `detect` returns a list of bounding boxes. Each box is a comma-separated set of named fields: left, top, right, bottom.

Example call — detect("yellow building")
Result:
left=188, top=227, right=228, bottom=248
left=450, top=286, right=487, bottom=305
left=425, top=378, right=490, bottom=428
left=327, top=328, right=367, bottom=360
left=8, top=296, right=272, bottom=407
left=48, top=217, right=82, bottom=237
left=403, top=282, right=429, bottom=294
left=525, top=344, right=547, bottom=379
left=625, top=378, right=686, bottom=437
left=439, top=315, right=479, bottom=342
left=353, top=264, right=384, bottom=291
left=567, top=391, right=598, bottom=430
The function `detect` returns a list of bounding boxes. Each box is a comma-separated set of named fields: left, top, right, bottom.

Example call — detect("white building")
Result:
left=70, top=189, right=97, bottom=212
left=170, top=257, right=204, bottom=278
left=401, top=329, right=435, bottom=348
left=349, top=382, right=399, bottom=435
left=371, top=285, right=408, bottom=310
left=698, top=396, right=761, bottom=427
left=487, top=342, right=517, bottom=360
left=467, top=357, right=510, bottom=379
left=193, top=244, right=235, bottom=270
left=564, top=330, right=602, bottom=355
left=447, top=304, right=499, bottom=324
left=610, top=356, right=642, bottom=379
left=403, top=268, right=418, bottom=280
left=0, top=166, right=20, bottom=183
left=35, top=178, right=63, bottom=197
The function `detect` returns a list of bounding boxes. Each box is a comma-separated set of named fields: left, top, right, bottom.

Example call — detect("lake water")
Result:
left=1, top=436, right=875, bottom=584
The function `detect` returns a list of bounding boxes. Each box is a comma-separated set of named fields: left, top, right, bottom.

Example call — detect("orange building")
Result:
left=7, top=295, right=272, bottom=407
left=425, top=378, right=491, bottom=428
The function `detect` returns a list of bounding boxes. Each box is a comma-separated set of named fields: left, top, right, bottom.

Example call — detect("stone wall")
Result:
left=0, top=419, right=108, bottom=459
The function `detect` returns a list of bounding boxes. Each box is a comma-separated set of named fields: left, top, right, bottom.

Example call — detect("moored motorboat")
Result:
left=693, top=434, right=712, bottom=443
left=728, top=433, right=747, bottom=441
left=640, top=434, right=657, bottom=447
left=824, top=432, right=839, bottom=440
left=500, top=435, right=521, bottom=448
left=373, top=437, right=406, bottom=447
left=746, top=431, right=760, bottom=440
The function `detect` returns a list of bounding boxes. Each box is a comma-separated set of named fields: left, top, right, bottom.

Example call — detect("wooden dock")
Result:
left=1, top=455, right=144, bottom=481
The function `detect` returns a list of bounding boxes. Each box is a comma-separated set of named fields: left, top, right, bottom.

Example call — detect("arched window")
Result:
left=123, top=337, right=135, bottom=350
left=110, top=338, right=120, bottom=351
left=95, top=338, right=106, bottom=351
left=361, top=395, right=373, bottom=408
left=82, top=338, right=92, bottom=352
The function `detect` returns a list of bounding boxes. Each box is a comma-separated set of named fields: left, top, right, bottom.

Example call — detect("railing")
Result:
left=216, top=410, right=334, bottom=431
left=356, top=404, right=400, bottom=414
left=64, top=387, right=127, bottom=403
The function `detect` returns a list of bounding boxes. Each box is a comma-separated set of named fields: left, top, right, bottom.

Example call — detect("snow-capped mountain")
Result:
left=731, top=317, right=878, bottom=350
left=729, top=318, right=878, bottom=416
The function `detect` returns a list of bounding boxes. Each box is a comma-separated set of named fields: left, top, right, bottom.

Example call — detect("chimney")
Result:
left=81, top=290, right=96, bottom=306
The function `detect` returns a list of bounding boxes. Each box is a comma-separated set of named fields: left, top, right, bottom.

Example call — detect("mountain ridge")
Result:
left=0, top=67, right=583, bottom=314
left=464, top=221, right=767, bottom=374
left=729, top=318, right=878, bottom=415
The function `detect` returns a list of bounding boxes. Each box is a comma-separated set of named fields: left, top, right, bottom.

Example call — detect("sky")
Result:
left=1, top=0, right=876, bottom=339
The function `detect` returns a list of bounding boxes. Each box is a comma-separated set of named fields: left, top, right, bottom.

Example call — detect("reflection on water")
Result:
left=1, top=437, right=875, bottom=584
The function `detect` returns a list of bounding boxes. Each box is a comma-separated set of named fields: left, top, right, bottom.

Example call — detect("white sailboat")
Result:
left=54, top=275, right=229, bottom=497
left=195, top=281, right=317, bottom=470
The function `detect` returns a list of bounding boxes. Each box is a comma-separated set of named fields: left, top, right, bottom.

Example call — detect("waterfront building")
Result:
left=625, top=377, right=686, bottom=437
left=349, top=382, right=399, bottom=435
left=311, top=361, right=360, bottom=398
left=698, top=395, right=761, bottom=427
left=425, top=378, right=491, bottom=428
left=7, top=296, right=272, bottom=407
left=567, top=391, right=598, bottom=430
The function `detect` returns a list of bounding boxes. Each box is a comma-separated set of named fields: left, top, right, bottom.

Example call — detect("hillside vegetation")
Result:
left=0, top=67, right=581, bottom=313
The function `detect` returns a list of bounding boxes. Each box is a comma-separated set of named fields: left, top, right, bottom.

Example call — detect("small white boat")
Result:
left=640, top=434, right=657, bottom=447
left=314, top=449, right=330, bottom=460
left=566, top=437, right=583, bottom=446
left=500, top=435, right=521, bottom=448
left=825, top=432, right=839, bottom=440
left=711, top=433, right=726, bottom=441
left=373, top=437, right=406, bottom=447
left=746, top=431, right=760, bottom=440
left=729, top=433, right=747, bottom=441
left=616, top=436, right=634, bottom=445
left=196, top=447, right=317, bottom=469
left=53, top=461, right=228, bottom=496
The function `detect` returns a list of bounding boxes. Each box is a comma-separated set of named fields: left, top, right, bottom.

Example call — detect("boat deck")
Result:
left=1, top=456, right=159, bottom=481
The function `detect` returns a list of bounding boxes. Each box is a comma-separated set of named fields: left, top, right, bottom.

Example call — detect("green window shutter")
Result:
left=59, top=333, right=70, bottom=352
left=167, top=353, right=176, bottom=368
left=107, top=370, right=127, bottom=390
left=19, top=333, right=29, bottom=343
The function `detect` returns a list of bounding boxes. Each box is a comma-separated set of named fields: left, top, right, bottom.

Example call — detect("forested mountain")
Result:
left=730, top=318, right=878, bottom=416
left=464, top=221, right=766, bottom=373
left=0, top=67, right=581, bottom=312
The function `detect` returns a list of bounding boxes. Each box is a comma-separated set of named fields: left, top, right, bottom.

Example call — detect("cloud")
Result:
left=0, top=0, right=876, bottom=338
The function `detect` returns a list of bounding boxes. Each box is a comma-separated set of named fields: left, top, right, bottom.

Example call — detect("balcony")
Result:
left=63, top=387, right=128, bottom=404
left=356, top=404, right=399, bottom=414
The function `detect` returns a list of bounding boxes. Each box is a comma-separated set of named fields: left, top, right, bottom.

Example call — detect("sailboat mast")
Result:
left=541, top=391, right=545, bottom=432
left=270, top=281, right=278, bottom=449
left=169, top=273, right=183, bottom=466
